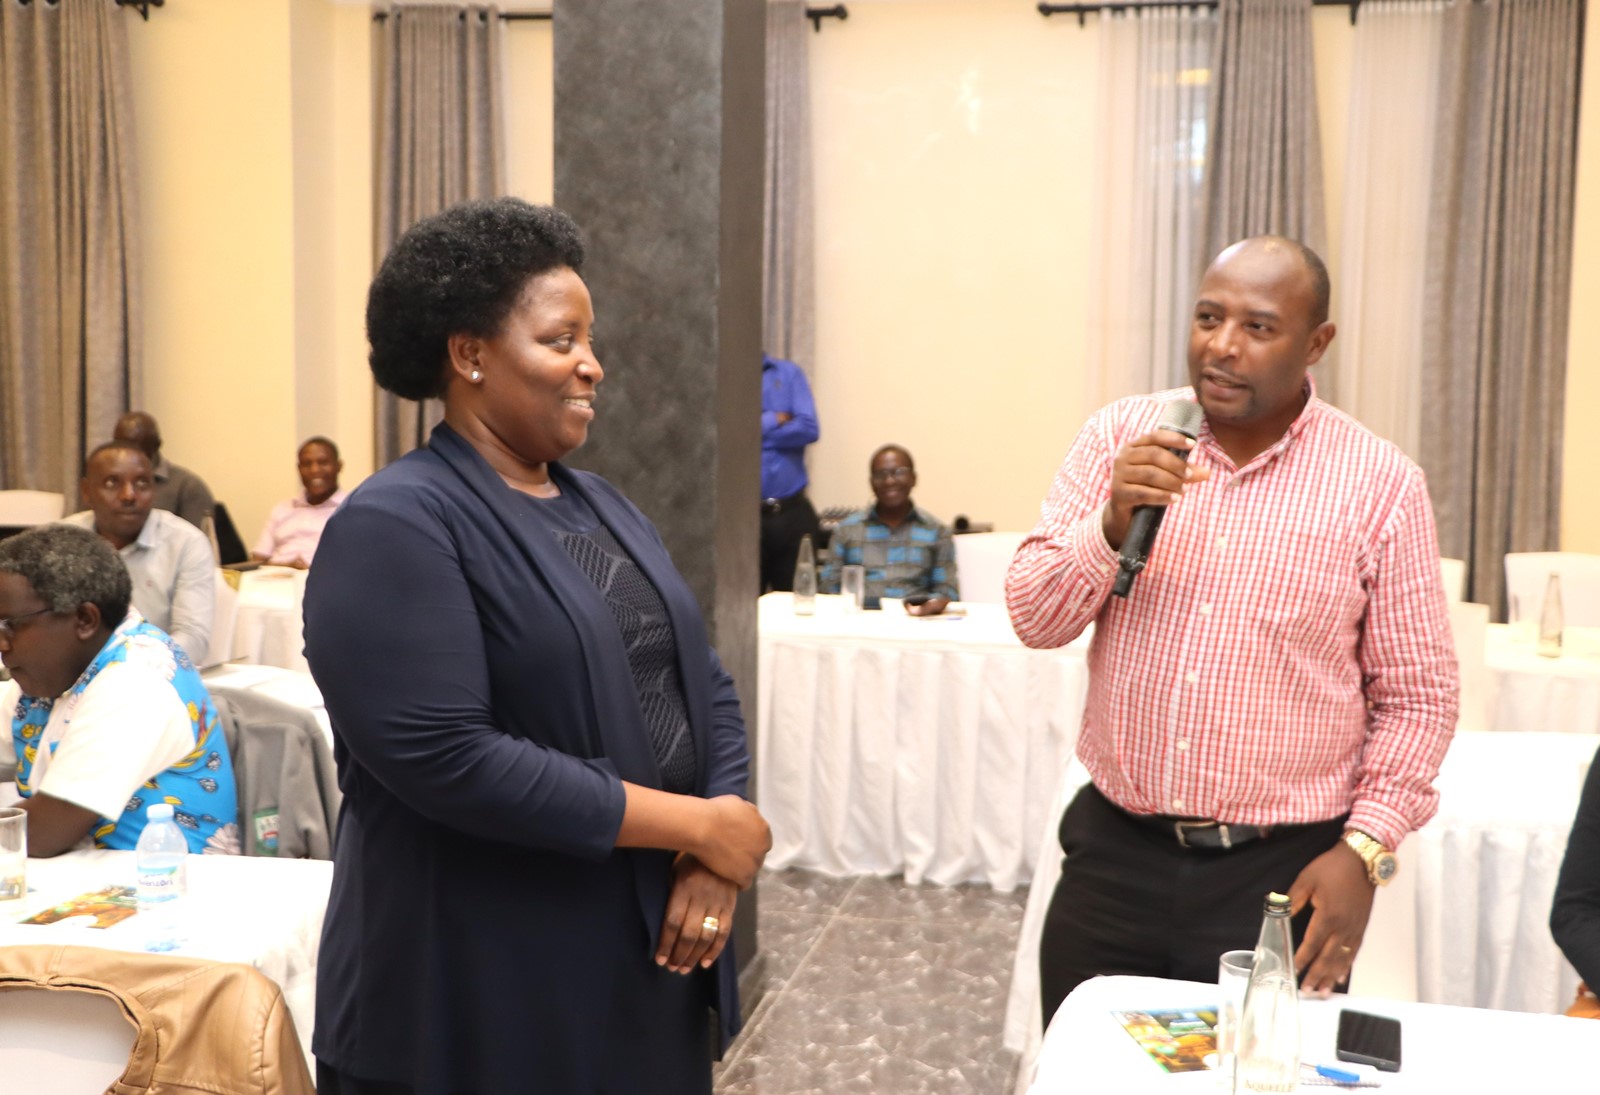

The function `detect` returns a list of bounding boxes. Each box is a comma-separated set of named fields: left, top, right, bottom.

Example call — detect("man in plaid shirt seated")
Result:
left=1008, top=237, right=1458, bottom=1027
left=820, top=445, right=960, bottom=615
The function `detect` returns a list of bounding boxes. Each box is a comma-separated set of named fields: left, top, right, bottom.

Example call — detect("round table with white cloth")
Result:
left=231, top=566, right=309, bottom=673
left=1003, top=730, right=1597, bottom=1078
left=0, top=848, right=332, bottom=1073
left=756, top=592, right=1091, bottom=891
left=1484, top=623, right=1600, bottom=734
left=1028, top=974, right=1600, bottom=1094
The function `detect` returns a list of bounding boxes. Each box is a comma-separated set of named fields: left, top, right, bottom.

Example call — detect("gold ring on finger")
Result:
left=702, top=915, right=721, bottom=934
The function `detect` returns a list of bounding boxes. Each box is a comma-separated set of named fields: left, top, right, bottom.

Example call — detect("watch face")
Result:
left=1374, top=854, right=1398, bottom=882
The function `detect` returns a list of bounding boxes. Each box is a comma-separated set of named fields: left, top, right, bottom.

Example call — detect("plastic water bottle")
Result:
left=1235, top=892, right=1299, bottom=1092
left=792, top=534, right=817, bottom=616
left=1538, top=571, right=1564, bottom=659
left=136, top=803, right=189, bottom=952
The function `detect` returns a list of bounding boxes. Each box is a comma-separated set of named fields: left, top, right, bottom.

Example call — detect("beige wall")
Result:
left=504, top=19, right=555, bottom=203
left=126, top=1, right=300, bottom=543
left=123, top=1, right=1596, bottom=550
left=807, top=2, right=1094, bottom=530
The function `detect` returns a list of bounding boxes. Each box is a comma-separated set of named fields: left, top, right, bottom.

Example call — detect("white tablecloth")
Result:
left=233, top=567, right=309, bottom=672
left=1029, top=974, right=1600, bottom=1093
left=1005, top=732, right=1597, bottom=1064
left=1485, top=623, right=1600, bottom=733
left=1, top=849, right=332, bottom=1070
left=757, top=592, right=1090, bottom=891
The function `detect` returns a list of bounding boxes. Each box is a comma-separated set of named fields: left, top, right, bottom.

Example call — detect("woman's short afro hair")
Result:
left=366, top=198, right=586, bottom=401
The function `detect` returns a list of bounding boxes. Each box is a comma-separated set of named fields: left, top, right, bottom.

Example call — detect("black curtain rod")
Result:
left=1039, top=0, right=1363, bottom=26
left=369, top=5, right=846, bottom=29
left=807, top=5, right=848, bottom=32
left=373, top=9, right=551, bottom=22
left=39, top=0, right=166, bottom=20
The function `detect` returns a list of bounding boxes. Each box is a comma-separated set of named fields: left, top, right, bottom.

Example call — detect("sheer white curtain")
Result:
left=1337, top=0, right=1446, bottom=460
left=1084, top=8, right=1215, bottom=408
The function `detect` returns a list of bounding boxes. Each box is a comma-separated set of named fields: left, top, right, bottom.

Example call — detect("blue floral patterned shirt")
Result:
left=9, top=611, right=239, bottom=853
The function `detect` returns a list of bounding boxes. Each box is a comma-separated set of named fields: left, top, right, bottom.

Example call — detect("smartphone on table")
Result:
left=1335, top=1008, right=1402, bottom=1072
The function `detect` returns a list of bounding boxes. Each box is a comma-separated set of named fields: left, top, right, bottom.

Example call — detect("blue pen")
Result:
left=1313, top=1063, right=1363, bottom=1084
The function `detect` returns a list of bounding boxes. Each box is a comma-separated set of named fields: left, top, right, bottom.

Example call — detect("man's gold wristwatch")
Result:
left=1343, top=829, right=1398, bottom=886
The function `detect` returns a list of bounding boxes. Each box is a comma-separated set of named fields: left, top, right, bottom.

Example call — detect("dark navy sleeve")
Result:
left=304, top=492, right=626, bottom=860
left=1552, top=742, right=1600, bottom=988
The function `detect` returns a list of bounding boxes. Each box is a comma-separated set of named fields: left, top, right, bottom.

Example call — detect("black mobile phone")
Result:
left=1335, top=1008, right=1402, bottom=1072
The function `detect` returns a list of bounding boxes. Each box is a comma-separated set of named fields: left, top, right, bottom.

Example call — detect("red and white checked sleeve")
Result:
left=1006, top=401, right=1151, bottom=649
left=1346, top=467, right=1459, bottom=849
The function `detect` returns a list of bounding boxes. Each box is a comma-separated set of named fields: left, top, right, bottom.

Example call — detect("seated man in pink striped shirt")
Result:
left=1008, top=237, right=1457, bottom=1026
left=252, top=437, right=347, bottom=569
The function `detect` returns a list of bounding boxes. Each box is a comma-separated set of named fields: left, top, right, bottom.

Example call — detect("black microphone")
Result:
left=1111, top=399, right=1204, bottom=599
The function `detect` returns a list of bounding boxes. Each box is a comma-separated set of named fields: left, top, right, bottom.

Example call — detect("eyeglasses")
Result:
left=870, top=468, right=914, bottom=483
left=0, top=607, right=53, bottom=640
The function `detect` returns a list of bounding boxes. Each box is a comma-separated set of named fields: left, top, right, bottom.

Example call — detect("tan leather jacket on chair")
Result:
left=0, top=944, right=315, bottom=1095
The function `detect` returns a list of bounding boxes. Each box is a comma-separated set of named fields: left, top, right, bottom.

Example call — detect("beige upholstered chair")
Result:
left=0, top=944, right=314, bottom=1094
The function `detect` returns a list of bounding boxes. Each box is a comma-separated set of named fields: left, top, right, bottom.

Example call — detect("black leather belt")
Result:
left=1121, top=807, right=1273, bottom=849
left=761, top=491, right=806, bottom=516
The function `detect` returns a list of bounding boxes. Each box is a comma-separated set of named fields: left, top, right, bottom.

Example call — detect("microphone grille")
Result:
left=1159, top=399, right=1203, bottom=439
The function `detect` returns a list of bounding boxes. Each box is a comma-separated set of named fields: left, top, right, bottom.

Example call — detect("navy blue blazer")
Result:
left=304, top=423, right=750, bottom=1092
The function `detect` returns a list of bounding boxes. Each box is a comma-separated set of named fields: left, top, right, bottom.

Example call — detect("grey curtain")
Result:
left=1419, top=0, right=1580, bottom=617
left=763, top=0, right=815, bottom=376
left=373, top=3, right=506, bottom=465
left=1199, top=0, right=1328, bottom=392
left=0, top=0, right=140, bottom=495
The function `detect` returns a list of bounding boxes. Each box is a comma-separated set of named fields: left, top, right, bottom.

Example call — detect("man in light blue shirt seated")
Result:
left=0, top=524, right=239, bottom=858
left=64, top=441, right=214, bottom=664
left=821, top=444, right=960, bottom=614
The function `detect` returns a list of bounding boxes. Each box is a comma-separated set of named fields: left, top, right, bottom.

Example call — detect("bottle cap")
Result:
left=1266, top=891, right=1291, bottom=908
left=146, top=803, right=174, bottom=821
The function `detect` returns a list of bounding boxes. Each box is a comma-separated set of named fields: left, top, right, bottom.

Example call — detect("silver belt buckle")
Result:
left=1173, top=820, right=1231, bottom=849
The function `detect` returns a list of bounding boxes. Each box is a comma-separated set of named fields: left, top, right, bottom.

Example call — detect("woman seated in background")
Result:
left=251, top=436, right=346, bottom=568
left=1552, top=739, right=1600, bottom=1018
left=303, top=197, right=770, bottom=1095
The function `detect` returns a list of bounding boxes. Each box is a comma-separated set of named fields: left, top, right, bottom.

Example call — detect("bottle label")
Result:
left=138, top=864, right=183, bottom=903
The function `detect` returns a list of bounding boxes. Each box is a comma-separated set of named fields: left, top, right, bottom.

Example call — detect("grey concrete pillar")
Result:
left=553, top=0, right=767, bottom=1005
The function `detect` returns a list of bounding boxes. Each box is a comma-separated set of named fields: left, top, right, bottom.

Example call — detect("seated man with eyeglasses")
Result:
left=0, top=524, right=239, bottom=858
left=820, top=444, right=960, bottom=614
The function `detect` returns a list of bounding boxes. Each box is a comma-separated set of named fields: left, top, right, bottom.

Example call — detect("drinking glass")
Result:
left=0, top=807, right=26, bottom=910
left=841, top=565, right=866, bottom=613
left=1215, top=948, right=1255, bottom=1090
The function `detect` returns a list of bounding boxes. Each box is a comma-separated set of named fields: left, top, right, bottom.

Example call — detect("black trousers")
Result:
left=1039, top=782, right=1346, bottom=1030
left=760, top=492, right=819, bottom=592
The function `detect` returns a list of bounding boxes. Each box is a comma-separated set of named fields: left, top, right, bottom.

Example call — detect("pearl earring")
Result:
left=470, top=370, right=482, bottom=381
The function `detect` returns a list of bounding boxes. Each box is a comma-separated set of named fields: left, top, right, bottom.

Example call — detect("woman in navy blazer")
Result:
left=303, top=198, right=771, bottom=1095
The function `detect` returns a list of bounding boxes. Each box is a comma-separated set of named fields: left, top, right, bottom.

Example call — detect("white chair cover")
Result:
left=1504, top=552, right=1600, bottom=627
left=1448, top=600, right=1490, bottom=732
left=207, top=569, right=240, bottom=667
left=0, top=491, right=65, bottom=526
left=0, top=986, right=134, bottom=1094
left=1439, top=557, right=1467, bottom=602
left=951, top=531, right=1026, bottom=604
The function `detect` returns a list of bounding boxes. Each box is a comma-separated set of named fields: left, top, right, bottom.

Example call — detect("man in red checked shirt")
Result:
left=1007, top=236, right=1458, bottom=1028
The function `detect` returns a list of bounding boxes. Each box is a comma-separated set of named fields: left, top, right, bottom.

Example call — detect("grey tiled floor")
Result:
left=714, top=868, right=1028, bottom=1095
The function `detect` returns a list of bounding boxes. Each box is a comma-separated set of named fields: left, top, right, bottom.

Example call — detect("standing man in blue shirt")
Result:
left=760, top=353, right=821, bottom=592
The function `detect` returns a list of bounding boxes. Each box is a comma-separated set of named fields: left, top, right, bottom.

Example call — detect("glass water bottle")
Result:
left=1538, top=571, right=1564, bottom=659
left=1235, top=892, right=1300, bottom=1092
left=792, top=535, right=817, bottom=616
